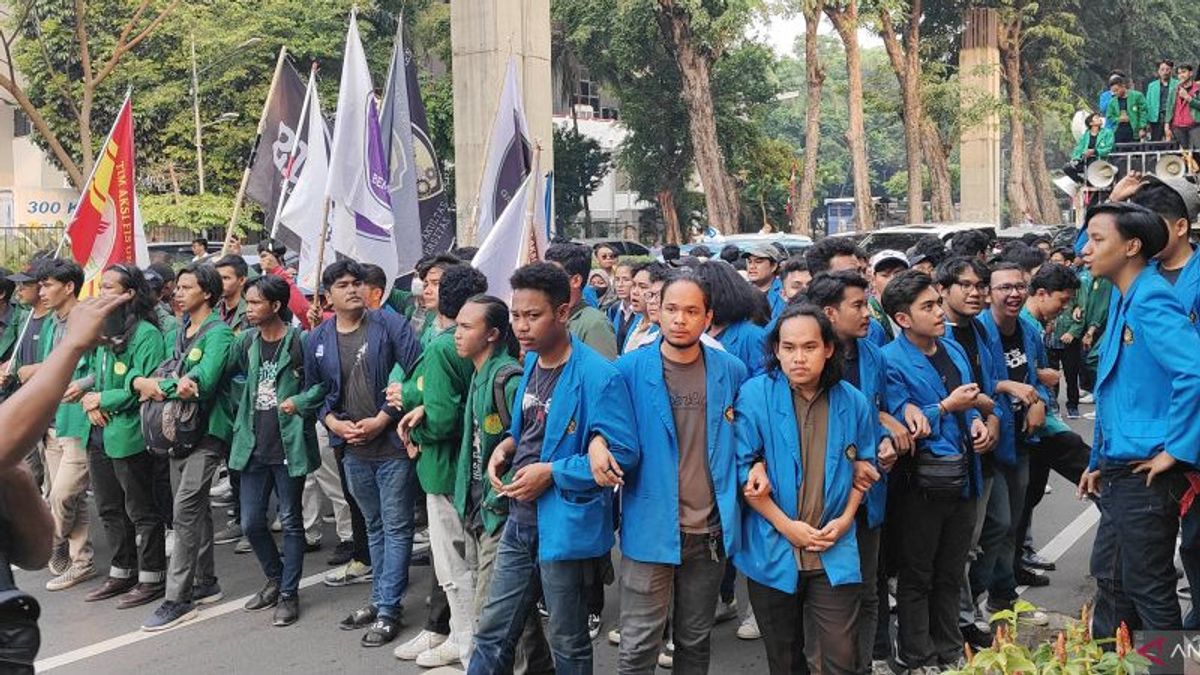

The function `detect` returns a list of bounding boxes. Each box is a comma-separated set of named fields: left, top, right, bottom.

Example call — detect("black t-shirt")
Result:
left=253, top=338, right=285, bottom=465
left=843, top=340, right=861, bottom=391
left=1116, top=97, right=1134, bottom=139
left=337, top=322, right=392, bottom=459
left=17, top=313, right=46, bottom=366
left=1161, top=265, right=1184, bottom=286
left=509, top=362, right=563, bottom=525
left=950, top=321, right=986, bottom=388
left=926, top=343, right=970, bottom=442
left=1160, top=83, right=1171, bottom=123
left=1000, top=323, right=1029, bottom=431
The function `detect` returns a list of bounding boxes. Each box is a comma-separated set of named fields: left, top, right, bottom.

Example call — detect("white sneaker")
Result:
left=1019, top=609, right=1051, bottom=626
left=657, top=641, right=674, bottom=668
left=736, top=611, right=761, bottom=640
left=413, top=528, right=431, bottom=553
left=209, top=473, right=232, bottom=501
left=416, top=639, right=463, bottom=667
left=1082, top=411, right=1097, bottom=420
left=607, top=627, right=620, bottom=646
left=1079, top=392, right=1095, bottom=404
left=394, top=629, right=447, bottom=661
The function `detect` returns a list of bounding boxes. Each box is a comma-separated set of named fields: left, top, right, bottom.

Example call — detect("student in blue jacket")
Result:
left=471, top=262, right=638, bottom=675
left=970, top=261, right=1053, bottom=618
left=743, top=243, right=787, bottom=319
left=1077, top=202, right=1200, bottom=639
left=611, top=270, right=749, bottom=673
left=733, top=302, right=878, bottom=675
left=880, top=270, right=993, bottom=672
left=696, top=260, right=769, bottom=376
left=805, top=271, right=915, bottom=670
left=1129, top=176, right=1200, bottom=628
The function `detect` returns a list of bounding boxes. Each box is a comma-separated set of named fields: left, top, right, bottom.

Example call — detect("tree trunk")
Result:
left=827, top=1, right=875, bottom=231
left=78, top=89, right=94, bottom=178
left=1024, top=77, right=1063, bottom=224
left=921, top=118, right=955, bottom=221
left=877, top=2, right=924, bottom=224
left=792, top=1, right=824, bottom=238
left=659, top=189, right=682, bottom=245
left=656, top=1, right=742, bottom=234
left=1000, top=21, right=1037, bottom=224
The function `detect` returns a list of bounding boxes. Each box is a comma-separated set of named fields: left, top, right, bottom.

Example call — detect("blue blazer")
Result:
left=304, top=309, right=422, bottom=452
left=866, top=318, right=889, bottom=347
left=508, top=335, right=639, bottom=561
left=852, top=338, right=891, bottom=529
left=615, top=339, right=749, bottom=564
left=712, top=320, right=767, bottom=377
left=977, top=310, right=1052, bottom=465
left=619, top=313, right=644, bottom=352
left=733, top=376, right=878, bottom=591
left=1091, top=268, right=1200, bottom=469
left=1150, top=246, right=1200, bottom=334
left=882, top=333, right=983, bottom=499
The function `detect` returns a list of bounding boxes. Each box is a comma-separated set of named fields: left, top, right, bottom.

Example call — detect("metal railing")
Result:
left=0, top=225, right=64, bottom=269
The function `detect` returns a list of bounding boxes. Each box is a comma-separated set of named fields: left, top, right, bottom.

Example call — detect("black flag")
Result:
left=245, top=59, right=307, bottom=234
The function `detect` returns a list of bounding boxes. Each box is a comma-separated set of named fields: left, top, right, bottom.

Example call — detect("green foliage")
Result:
left=552, top=125, right=612, bottom=229
left=140, top=192, right=259, bottom=236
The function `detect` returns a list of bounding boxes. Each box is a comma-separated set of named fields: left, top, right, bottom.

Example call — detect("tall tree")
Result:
left=998, top=2, right=1041, bottom=223
left=825, top=0, right=875, bottom=230
left=875, top=0, right=925, bottom=224
left=653, top=0, right=757, bottom=234
left=791, top=0, right=823, bottom=236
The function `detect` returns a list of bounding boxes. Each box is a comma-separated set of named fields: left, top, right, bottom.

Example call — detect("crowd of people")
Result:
left=2, top=172, right=1200, bottom=675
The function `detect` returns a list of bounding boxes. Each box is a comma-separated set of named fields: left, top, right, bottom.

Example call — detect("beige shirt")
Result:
left=792, top=388, right=829, bottom=571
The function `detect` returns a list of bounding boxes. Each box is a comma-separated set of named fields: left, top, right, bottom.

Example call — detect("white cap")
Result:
left=869, top=250, right=910, bottom=272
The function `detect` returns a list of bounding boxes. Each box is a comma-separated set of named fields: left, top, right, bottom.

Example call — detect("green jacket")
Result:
left=454, top=351, right=520, bottom=535
left=1146, top=78, right=1180, bottom=125
left=1079, top=270, right=1113, bottom=371
left=228, top=326, right=326, bottom=477
left=1106, top=90, right=1150, bottom=133
left=158, top=311, right=236, bottom=443
left=219, top=297, right=249, bottom=335
left=398, top=325, right=474, bottom=495
left=92, top=321, right=166, bottom=458
left=40, top=313, right=92, bottom=440
left=1071, top=128, right=1115, bottom=161
left=0, top=304, right=27, bottom=363
left=568, top=303, right=619, bottom=360
left=1053, top=276, right=1086, bottom=341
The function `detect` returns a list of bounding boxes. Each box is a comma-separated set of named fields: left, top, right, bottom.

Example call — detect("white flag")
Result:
left=474, top=57, right=531, bottom=243
left=326, top=11, right=397, bottom=291
left=472, top=172, right=547, bottom=304
left=277, top=71, right=335, bottom=291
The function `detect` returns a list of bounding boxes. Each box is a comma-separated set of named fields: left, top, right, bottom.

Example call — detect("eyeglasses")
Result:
left=992, top=283, right=1028, bottom=295
left=953, top=280, right=988, bottom=293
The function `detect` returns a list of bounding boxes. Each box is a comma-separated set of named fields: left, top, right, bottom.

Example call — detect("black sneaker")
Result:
left=1015, top=567, right=1050, bottom=587
left=1021, top=549, right=1057, bottom=571
left=327, top=540, right=355, bottom=567
left=362, top=616, right=400, bottom=647
left=244, top=579, right=280, bottom=612
left=961, top=624, right=993, bottom=650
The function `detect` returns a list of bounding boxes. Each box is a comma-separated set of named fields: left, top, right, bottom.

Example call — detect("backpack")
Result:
left=491, top=363, right=524, bottom=431
left=140, top=319, right=220, bottom=458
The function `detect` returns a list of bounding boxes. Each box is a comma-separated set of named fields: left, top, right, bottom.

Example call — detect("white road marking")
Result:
left=1015, top=503, right=1100, bottom=596
left=35, top=570, right=335, bottom=672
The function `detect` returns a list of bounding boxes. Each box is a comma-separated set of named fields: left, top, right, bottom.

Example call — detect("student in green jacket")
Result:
left=80, top=264, right=168, bottom=608
left=1077, top=265, right=1112, bottom=403
left=1106, top=76, right=1149, bottom=143
left=1064, top=113, right=1116, bottom=184
left=0, top=269, right=25, bottom=363
left=214, top=254, right=249, bottom=334
left=228, top=275, right=327, bottom=628
left=395, top=263, right=487, bottom=667
left=24, top=259, right=95, bottom=592
left=134, top=262, right=236, bottom=632
left=1146, top=60, right=1180, bottom=142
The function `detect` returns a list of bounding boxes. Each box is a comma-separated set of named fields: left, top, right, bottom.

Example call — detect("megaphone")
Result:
left=1070, top=110, right=1089, bottom=141
left=1156, top=153, right=1187, bottom=178
left=1086, top=160, right=1118, bottom=188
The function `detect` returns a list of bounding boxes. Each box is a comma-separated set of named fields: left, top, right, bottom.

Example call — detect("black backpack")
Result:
left=140, top=320, right=220, bottom=458
left=491, top=363, right=524, bottom=430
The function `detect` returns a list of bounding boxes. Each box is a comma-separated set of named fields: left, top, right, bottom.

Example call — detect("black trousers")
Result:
left=748, top=573, right=860, bottom=675
left=894, top=490, right=976, bottom=668
left=1048, top=342, right=1082, bottom=408
left=334, top=446, right=371, bottom=567
left=1149, top=121, right=1168, bottom=142
left=1016, top=431, right=1091, bottom=563
left=87, top=430, right=166, bottom=581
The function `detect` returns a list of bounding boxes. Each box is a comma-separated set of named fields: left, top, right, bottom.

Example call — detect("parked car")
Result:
left=685, top=233, right=814, bottom=258
left=995, top=224, right=1077, bottom=249
left=859, top=223, right=996, bottom=254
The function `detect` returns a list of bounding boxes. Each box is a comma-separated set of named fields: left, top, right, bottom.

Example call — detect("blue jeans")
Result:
left=969, top=452, right=1029, bottom=606
left=1091, top=464, right=1185, bottom=638
left=469, top=519, right=592, bottom=675
left=239, top=459, right=306, bottom=596
left=342, top=454, right=415, bottom=621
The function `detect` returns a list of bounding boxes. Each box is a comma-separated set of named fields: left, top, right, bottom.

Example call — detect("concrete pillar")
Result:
left=959, top=8, right=1001, bottom=225
left=450, top=0, right=553, bottom=245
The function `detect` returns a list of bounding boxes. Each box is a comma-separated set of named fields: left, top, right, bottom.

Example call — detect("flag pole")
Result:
left=223, top=46, right=288, bottom=255
left=3, top=88, right=131, bottom=381
left=312, top=196, right=333, bottom=298
left=269, top=62, right=317, bottom=240
left=522, top=141, right=542, bottom=263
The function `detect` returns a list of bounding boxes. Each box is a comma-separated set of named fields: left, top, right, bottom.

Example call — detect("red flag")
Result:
left=66, top=94, right=143, bottom=297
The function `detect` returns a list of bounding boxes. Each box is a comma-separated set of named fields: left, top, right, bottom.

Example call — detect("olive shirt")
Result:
left=568, top=303, right=619, bottom=361
left=92, top=321, right=166, bottom=458
left=792, top=388, right=830, bottom=572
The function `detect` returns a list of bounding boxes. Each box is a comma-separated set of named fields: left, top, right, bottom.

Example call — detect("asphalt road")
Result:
left=19, top=401, right=1149, bottom=674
